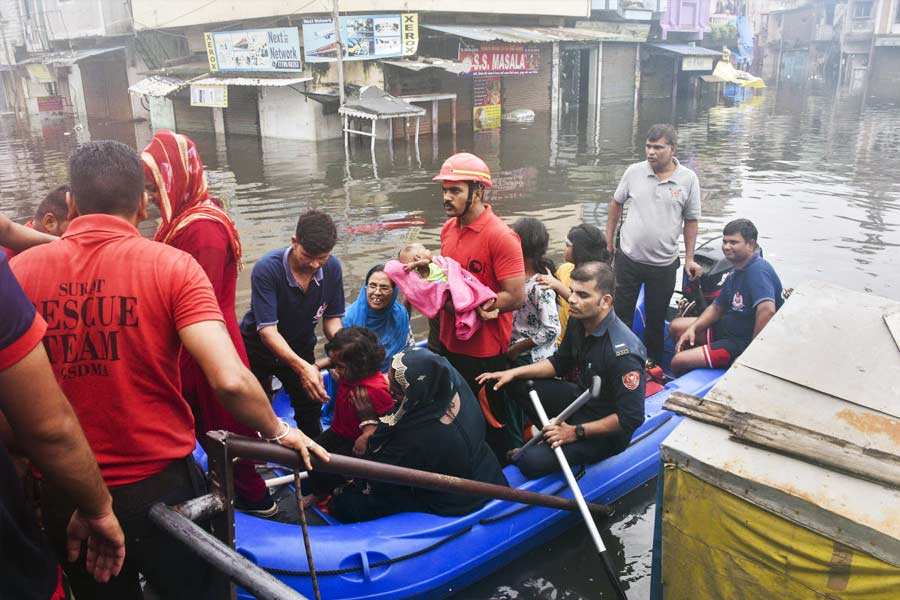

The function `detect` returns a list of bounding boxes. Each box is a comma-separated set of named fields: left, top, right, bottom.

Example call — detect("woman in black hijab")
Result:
left=331, top=348, right=508, bottom=522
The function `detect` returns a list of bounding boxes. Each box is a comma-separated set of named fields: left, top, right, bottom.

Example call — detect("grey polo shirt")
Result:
left=613, top=158, right=701, bottom=266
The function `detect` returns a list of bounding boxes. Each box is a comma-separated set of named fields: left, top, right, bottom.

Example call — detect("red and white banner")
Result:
left=458, top=43, right=540, bottom=76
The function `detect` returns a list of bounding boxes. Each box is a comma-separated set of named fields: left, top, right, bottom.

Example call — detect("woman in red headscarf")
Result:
left=142, top=130, right=275, bottom=517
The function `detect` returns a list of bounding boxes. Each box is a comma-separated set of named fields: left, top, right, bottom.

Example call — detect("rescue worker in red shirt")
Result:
left=0, top=252, right=125, bottom=599
left=434, top=153, right=526, bottom=460
left=11, top=140, right=329, bottom=600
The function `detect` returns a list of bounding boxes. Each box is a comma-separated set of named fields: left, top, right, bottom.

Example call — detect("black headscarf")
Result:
left=372, top=348, right=459, bottom=439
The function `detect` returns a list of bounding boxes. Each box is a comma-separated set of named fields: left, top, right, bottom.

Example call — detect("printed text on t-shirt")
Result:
left=37, top=279, right=139, bottom=379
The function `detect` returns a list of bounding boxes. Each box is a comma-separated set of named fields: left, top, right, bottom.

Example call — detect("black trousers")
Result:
left=38, top=456, right=211, bottom=600
left=440, top=349, right=524, bottom=463
left=307, top=428, right=356, bottom=497
left=614, top=252, right=679, bottom=364
left=248, top=347, right=323, bottom=439
left=509, top=378, right=627, bottom=479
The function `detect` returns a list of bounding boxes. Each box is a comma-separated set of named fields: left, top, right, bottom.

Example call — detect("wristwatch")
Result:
left=575, top=424, right=586, bottom=441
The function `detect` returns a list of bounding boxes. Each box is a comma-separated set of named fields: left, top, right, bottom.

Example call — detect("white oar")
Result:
left=527, top=380, right=628, bottom=600
left=510, top=376, right=602, bottom=461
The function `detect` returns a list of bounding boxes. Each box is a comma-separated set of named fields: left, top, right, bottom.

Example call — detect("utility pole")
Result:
left=332, top=0, right=345, bottom=106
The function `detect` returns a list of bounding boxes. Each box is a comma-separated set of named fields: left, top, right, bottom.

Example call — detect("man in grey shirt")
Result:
left=605, top=124, right=702, bottom=365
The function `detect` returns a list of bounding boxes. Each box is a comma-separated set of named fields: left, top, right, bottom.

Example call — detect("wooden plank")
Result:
left=665, top=391, right=900, bottom=490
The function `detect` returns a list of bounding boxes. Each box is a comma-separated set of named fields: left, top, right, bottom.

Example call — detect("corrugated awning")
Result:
left=190, top=75, right=312, bottom=87
left=421, top=24, right=644, bottom=43
left=649, top=43, right=723, bottom=57
left=18, top=46, right=125, bottom=67
left=339, top=86, right=426, bottom=120
left=128, top=75, right=185, bottom=97
left=381, top=57, right=470, bottom=75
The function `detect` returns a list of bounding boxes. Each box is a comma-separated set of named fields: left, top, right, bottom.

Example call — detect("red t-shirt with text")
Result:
left=11, top=214, right=224, bottom=487
left=440, top=205, right=525, bottom=357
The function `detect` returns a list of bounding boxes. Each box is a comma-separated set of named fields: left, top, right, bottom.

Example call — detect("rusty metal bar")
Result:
left=172, top=493, right=226, bottom=522
left=148, top=503, right=307, bottom=600
left=209, top=431, right=613, bottom=517
left=206, top=429, right=237, bottom=599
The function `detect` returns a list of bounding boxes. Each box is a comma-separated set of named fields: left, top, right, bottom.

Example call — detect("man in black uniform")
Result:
left=477, top=262, right=646, bottom=478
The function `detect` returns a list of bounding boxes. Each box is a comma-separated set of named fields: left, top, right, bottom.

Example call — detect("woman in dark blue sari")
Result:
left=331, top=348, right=508, bottom=522
left=343, top=265, right=412, bottom=372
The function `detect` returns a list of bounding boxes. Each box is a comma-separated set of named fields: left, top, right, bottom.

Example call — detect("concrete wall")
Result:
left=43, top=0, right=103, bottom=39
left=258, top=86, right=341, bottom=141
left=133, top=0, right=593, bottom=30
left=149, top=96, right=176, bottom=129
left=41, top=0, right=132, bottom=39
left=0, top=0, right=26, bottom=65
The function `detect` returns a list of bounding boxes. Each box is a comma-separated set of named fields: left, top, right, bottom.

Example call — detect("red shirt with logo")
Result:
left=440, top=205, right=524, bottom=357
left=11, top=214, right=224, bottom=487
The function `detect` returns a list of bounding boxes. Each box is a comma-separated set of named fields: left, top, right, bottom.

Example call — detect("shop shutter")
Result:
left=223, top=86, right=260, bottom=136
left=172, top=96, right=214, bottom=132
left=601, top=43, right=637, bottom=104
left=501, top=45, right=552, bottom=114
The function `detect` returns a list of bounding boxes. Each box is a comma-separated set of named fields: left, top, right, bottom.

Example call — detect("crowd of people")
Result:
left=0, top=123, right=784, bottom=598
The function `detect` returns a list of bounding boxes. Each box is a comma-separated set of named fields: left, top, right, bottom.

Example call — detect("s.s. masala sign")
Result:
left=458, top=43, right=540, bottom=76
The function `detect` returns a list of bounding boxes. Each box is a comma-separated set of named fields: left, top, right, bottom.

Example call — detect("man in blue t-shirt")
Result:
left=669, top=219, right=784, bottom=374
left=240, top=210, right=345, bottom=437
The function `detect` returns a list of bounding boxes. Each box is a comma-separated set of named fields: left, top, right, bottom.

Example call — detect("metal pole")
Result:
left=511, top=376, right=601, bottom=461
left=527, top=382, right=628, bottom=600
left=332, top=0, right=345, bottom=107
left=212, top=433, right=613, bottom=517
left=294, top=472, right=321, bottom=600
left=148, top=503, right=308, bottom=600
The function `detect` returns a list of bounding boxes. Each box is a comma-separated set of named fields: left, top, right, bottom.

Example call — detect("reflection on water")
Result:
left=461, top=481, right=657, bottom=600
left=3, top=88, right=900, bottom=597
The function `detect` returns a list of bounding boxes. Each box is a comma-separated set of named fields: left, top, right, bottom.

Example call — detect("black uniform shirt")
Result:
left=547, top=310, right=647, bottom=438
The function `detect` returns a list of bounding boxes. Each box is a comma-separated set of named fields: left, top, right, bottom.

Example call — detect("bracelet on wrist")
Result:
left=358, top=419, right=379, bottom=430
left=260, top=419, right=291, bottom=443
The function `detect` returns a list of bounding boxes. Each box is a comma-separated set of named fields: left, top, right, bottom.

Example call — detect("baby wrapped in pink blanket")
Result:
left=385, top=243, right=497, bottom=341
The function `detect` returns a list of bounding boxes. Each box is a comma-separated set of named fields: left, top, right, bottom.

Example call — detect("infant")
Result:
left=397, top=243, right=448, bottom=283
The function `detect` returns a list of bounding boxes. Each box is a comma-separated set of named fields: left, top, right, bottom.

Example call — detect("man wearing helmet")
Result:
left=434, top=153, right=526, bottom=460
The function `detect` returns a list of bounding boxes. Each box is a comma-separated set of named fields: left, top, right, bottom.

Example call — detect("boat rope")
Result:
left=264, top=524, right=474, bottom=577
left=262, top=413, right=674, bottom=578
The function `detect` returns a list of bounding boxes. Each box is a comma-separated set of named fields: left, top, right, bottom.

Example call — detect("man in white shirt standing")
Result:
left=606, top=124, right=702, bottom=365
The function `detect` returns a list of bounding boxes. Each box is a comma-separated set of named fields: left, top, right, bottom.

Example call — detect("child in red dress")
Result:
left=304, top=327, right=396, bottom=506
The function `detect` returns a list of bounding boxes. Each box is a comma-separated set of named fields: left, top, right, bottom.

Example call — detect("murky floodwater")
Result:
left=3, top=86, right=900, bottom=598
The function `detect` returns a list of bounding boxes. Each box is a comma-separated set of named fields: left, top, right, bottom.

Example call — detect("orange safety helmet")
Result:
left=432, top=152, right=493, bottom=189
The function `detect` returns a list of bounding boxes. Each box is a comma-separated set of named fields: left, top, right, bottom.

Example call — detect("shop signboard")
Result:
left=37, top=96, right=64, bottom=112
left=459, top=43, right=540, bottom=76
left=26, top=63, right=54, bottom=82
left=302, top=14, right=418, bottom=62
left=190, top=84, right=228, bottom=108
left=473, top=76, right=501, bottom=132
left=681, top=56, right=715, bottom=71
left=205, top=27, right=302, bottom=72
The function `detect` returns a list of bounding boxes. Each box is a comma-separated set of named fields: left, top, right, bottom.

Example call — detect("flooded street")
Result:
left=3, top=87, right=900, bottom=598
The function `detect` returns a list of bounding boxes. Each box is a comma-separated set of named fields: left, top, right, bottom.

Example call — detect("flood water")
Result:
left=3, top=86, right=900, bottom=598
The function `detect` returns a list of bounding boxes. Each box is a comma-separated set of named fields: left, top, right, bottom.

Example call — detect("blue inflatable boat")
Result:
left=232, top=366, right=723, bottom=599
